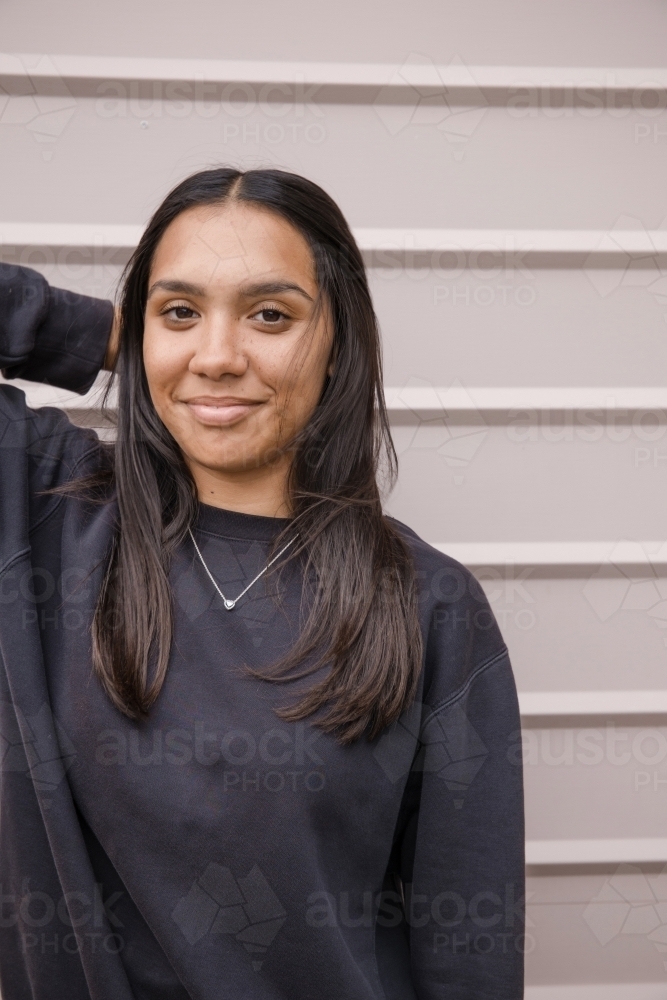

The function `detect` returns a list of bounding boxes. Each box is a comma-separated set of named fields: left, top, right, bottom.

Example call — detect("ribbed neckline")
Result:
left=195, top=502, right=292, bottom=542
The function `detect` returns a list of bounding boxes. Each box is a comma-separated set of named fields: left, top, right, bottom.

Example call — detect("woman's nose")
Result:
left=187, top=318, right=249, bottom=380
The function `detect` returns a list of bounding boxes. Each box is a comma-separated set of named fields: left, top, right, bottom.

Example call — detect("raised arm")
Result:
left=0, top=262, right=114, bottom=393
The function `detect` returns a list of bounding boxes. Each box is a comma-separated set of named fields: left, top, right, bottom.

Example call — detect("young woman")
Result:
left=0, top=168, right=524, bottom=999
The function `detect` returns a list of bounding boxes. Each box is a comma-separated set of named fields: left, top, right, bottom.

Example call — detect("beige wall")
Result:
left=2, top=1, right=667, bottom=995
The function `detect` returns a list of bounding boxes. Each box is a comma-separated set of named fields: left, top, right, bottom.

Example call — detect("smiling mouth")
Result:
left=183, top=398, right=264, bottom=427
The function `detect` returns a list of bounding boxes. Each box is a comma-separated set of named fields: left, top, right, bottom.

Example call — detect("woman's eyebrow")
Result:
left=239, top=280, right=314, bottom=302
left=147, top=278, right=315, bottom=302
left=147, top=279, right=207, bottom=299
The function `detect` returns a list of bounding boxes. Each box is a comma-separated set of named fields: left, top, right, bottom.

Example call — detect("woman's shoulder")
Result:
left=387, top=513, right=482, bottom=596
left=386, top=514, right=511, bottom=707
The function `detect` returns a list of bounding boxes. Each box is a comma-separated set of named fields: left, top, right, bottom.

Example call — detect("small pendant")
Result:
left=223, top=598, right=236, bottom=611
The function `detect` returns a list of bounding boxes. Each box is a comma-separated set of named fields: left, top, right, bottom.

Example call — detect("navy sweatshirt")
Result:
left=0, top=263, right=525, bottom=999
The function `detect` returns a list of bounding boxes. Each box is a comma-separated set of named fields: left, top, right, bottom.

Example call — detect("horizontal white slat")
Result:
left=3, top=222, right=667, bottom=256
left=518, top=690, right=667, bottom=717
left=5, top=378, right=667, bottom=415
left=0, top=222, right=142, bottom=249
left=0, top=376, right=114, bottom=410
left=2, top=54, right=667, bottom=90
left=526, top=838, right=667, bottom=865
left=360, top=228, right=667, bottom=255
left=524, top=987, right=667, bottom=1000
left=385, top=386, right=667, bottom=411
left=435, top=541, right=667, bottom=569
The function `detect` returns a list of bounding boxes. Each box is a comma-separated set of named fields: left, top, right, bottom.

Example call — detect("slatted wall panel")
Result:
left=2, top=1, right=667, bottom=993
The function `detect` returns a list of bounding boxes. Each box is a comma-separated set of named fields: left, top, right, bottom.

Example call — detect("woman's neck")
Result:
left=186, top=456, right=292, bottom=518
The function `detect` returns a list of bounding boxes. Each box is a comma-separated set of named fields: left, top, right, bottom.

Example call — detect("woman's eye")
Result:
left=170, top=306, right=196, bottom=320
left=254, top=308, right=287, bottom=324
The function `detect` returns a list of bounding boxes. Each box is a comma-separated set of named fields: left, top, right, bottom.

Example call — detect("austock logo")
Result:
left=373, top=53, right=488, bottom=159
left=0, top=55, right=77, bottom=160
left=171, top=862, right=287, bottom=971
left=583, top=215, right=667, bottom=321
left=582, top=541, right=667, bottom=643
left=392, top=376, right=488, bottom=486
left=2, top=877, right=125, bottom=957
left=372, top=697, right=488, bottom=809
left=0, top=701, right=76, bottom=806
left=583, top=863, right=667, bottom=972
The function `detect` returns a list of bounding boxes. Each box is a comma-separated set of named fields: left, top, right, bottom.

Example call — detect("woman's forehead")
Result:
left=150, top=202, right=317, bottom=292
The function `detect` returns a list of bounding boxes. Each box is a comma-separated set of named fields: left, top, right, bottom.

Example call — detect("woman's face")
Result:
left=143, top=201, right=333, bottom=503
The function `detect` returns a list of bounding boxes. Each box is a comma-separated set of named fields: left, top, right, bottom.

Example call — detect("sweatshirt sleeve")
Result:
left=0, top=262, right=114, bottom=394
left=394, top=550, right=525, bottom=999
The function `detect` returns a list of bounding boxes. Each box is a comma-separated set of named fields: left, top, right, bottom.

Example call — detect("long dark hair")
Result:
left=91, top=167, right=422, bottom=744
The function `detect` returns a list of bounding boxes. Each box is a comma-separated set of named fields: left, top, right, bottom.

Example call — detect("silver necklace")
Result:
left=188, top=528, right=297, bottom=611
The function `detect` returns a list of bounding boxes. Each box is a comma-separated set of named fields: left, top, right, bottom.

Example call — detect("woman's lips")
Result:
left=184, top=399, right=262, bottom=426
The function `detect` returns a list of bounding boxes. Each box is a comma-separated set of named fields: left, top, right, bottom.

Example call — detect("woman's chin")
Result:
left=184, top=447, right=285, bottom=479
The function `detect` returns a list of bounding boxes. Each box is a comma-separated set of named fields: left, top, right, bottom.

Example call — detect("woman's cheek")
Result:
left=145, top=353, right=184, bottom=412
